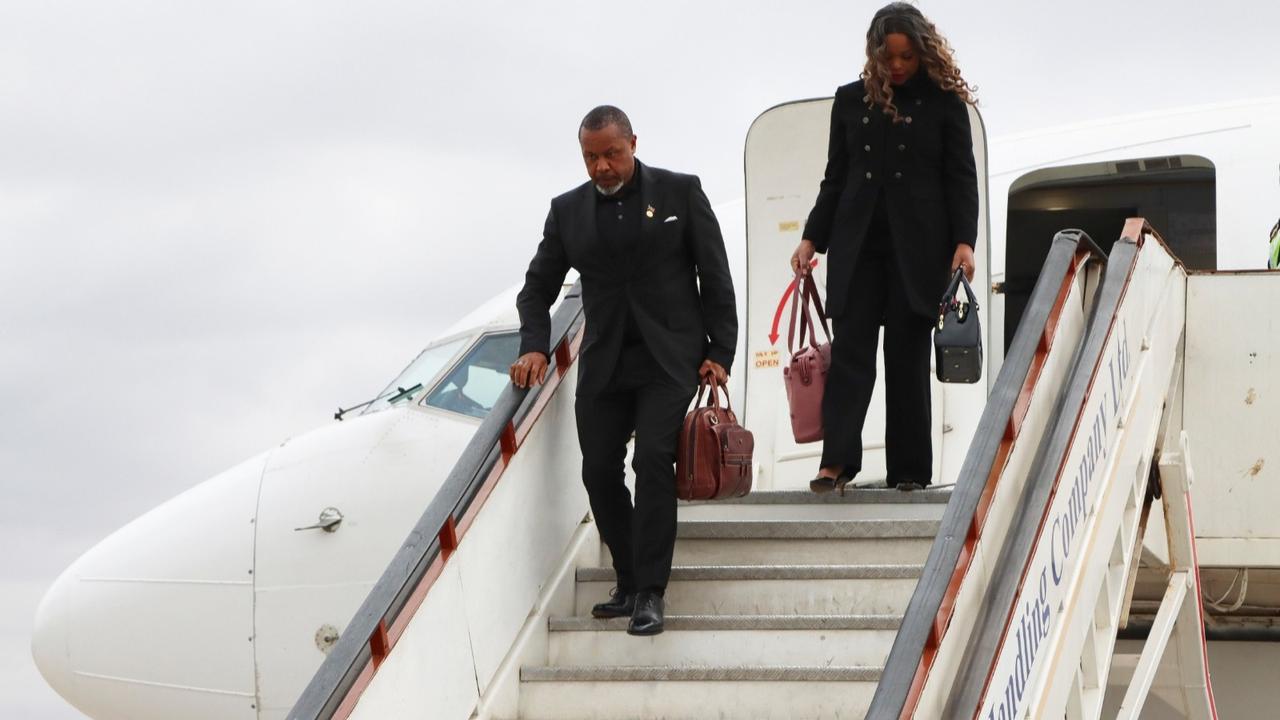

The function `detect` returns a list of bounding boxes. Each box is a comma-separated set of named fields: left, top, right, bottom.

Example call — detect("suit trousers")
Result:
left=575, top=343, right=697, bottom=595
left=819, top=219, right=934, bottom=485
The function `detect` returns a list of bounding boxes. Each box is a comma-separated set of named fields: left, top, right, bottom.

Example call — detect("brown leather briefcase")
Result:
left=676, top=380, right=754, bottom=501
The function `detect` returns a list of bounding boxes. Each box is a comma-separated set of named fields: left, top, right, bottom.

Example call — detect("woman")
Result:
left=791, top=2, right=978, bottom=493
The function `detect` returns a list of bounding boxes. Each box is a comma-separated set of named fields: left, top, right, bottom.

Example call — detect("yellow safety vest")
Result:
left=1271, top=219, right=1280, bottom=269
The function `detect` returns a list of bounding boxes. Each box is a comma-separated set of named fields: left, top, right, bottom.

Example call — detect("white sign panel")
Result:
left=978, top=305, right=1137, bottom=720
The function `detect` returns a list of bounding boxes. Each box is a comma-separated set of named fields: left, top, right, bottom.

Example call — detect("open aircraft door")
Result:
left=742, top=98, right=991, bottom=490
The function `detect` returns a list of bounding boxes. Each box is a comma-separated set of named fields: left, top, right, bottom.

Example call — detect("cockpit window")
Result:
left=423, top=332, right=521, bottom=419
left=364, top=337, right=470, bottom=414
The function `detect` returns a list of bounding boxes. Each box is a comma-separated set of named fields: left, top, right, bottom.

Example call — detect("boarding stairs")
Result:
left=288, top=219, right=1219, bottom=720
left=517, top=488, right=949, bottom=718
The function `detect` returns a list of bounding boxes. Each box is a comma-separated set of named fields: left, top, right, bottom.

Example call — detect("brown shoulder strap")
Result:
left=801, top=274, right=831, bottom=346
left=787, top=270, right=805, bottom=354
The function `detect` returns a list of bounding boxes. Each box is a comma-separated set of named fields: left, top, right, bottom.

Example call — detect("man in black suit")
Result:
left=509, top=106, right=737, bottom=636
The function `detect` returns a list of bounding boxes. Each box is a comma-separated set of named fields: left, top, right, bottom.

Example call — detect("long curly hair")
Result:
left=862, top=3, right=976, bottom=122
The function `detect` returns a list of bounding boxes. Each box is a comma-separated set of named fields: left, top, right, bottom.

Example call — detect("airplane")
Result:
left=32, top=92, right=1280, bottom=719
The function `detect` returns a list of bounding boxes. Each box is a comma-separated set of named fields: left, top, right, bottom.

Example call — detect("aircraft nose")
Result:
left=31, top=452, right=270, bottom=720
left=31, top=567, right=75, bottom=701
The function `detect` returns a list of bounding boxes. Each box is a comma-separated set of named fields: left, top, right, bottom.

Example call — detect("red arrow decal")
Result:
left=769, top=259, right=818, bottom=345
left=769, top=279, right=796, bottom=345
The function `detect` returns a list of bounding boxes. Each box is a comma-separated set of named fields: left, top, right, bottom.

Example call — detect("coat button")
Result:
left=894, top=172, right=902, bottom=180
left=916, top=99, right=923, bottom=106
left=864, top=144, right=871, bottom=152
left=898, top=144, right=906, bottom=151
left=905, top=116, right=913, bottom=124
left=865, top=172, right=873, bottom=179
left=862, top=116, right=869, bottom=124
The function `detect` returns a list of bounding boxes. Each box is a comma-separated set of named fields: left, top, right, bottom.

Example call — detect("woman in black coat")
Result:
left=792, top=2, right=979, bottom=493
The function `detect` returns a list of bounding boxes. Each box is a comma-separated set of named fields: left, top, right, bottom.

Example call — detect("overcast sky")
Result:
left=3, top=1, right=1279, bottom=717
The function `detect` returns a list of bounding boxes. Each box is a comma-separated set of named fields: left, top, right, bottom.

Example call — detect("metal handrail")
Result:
left=287, top=282, right=585, bottom=720
left=941, top=226, right=1143, bottom=718
left=867, top=231, right=1104, bottom=719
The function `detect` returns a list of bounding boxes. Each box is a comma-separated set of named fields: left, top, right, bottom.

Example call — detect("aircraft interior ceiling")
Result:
left=1003, top=156, right=1216, bottom=351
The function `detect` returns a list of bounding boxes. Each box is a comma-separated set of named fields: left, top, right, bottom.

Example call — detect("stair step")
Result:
left=683, top=488, right=952, bottom=505
left=518, top=665, right=881, bottom=720
left=549, top=614, right=902, bottom=631
left=603, top=519, right=940, bottom=566
left=678, top=489, right=951, bottom=521
left=577, top=564, right=922, bottom=582
left=676, top=518, right=940, bottom=539
left=664, top=536, right=935, bottom=566
left=547, top=615, right=899, bottom=667
left=575, top=565, right=921, bottom=615
left=522, top=665, right=882, bottom=681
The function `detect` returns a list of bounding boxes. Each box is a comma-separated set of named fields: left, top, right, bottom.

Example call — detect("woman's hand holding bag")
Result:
left=783, top=270, right=832, bottom=443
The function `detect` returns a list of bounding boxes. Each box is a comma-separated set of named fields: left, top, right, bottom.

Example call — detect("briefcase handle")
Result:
left=938, top=269, right=980, bottom=326
left=787, top=270, right=831, bottom=355
left=694, top=377, right=736, bottom=417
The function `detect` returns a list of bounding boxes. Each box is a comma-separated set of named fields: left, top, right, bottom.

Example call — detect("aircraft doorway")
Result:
left=1004, top=155, right=1215, bottom=353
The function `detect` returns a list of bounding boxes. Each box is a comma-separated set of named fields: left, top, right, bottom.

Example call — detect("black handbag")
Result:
left=934, top=269, right=982, bottom=383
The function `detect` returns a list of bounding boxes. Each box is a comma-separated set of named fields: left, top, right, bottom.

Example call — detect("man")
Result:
left=509, top=106, right=737, bottom=636
left=1271, top=165, right=1280, bottom=270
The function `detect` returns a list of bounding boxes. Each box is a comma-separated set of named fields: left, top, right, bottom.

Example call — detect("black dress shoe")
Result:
left=627, top=592, right=665, bottom=636
left=591, top=588, right=635, bottom=619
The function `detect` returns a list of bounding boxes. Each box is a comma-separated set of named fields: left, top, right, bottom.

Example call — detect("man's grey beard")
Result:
left=595, top=181, right=624, bottom=196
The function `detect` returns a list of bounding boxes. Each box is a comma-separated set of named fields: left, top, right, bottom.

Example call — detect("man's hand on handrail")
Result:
left=510, top=352, right=550, bottom=388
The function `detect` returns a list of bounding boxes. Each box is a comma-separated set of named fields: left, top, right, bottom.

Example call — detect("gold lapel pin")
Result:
left=645, top=205, right=655, bottom=218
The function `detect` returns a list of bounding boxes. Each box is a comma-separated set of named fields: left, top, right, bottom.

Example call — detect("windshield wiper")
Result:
left=334, top=383, right=424, bottom=421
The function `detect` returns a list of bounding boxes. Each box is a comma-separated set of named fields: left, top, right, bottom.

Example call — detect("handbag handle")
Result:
left=801, top=273, right=832, bottom=347
left=787, top=271, right=832, bottom=354
left=787, top=271, right=804, bottom=353
left=938, top=269, right=980, bottom=325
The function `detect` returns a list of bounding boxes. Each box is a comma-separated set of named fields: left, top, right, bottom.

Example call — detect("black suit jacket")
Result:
left=803, top=75, right=979, bottom=319
left=517, top=162, right=737, bottom=396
